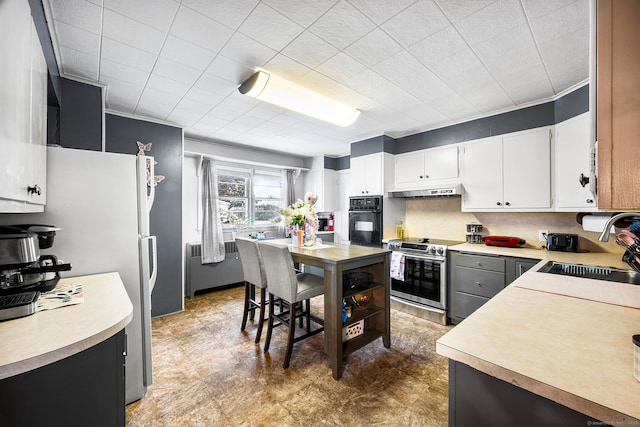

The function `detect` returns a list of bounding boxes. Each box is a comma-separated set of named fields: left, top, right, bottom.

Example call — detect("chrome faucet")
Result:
left=598, top=212, right=640, bottom=242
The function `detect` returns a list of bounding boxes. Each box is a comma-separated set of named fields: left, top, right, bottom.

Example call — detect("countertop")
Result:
left=0, top=272, right=133, bottom=380
left=436, top=249, right=640, bottom=423
left=266, top=239, right=390, bottom=264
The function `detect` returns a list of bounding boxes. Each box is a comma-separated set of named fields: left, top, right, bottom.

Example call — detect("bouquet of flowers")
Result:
left=276, top=192, right=318, bottom=229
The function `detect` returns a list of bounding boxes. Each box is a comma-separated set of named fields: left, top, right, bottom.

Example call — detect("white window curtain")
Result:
left=201, top=158, right=225, bottom=264
left=286, top=169, right=296, bottom=206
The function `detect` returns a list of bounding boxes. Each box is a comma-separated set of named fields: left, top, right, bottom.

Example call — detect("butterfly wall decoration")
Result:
left=135, top=141, right=166, bottom=186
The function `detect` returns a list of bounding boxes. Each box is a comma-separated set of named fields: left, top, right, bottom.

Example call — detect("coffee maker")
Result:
left=0, top=225, right=72, bottom=295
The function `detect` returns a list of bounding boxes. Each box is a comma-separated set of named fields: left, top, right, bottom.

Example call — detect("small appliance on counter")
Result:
left=0, top=225, right=72, bottom=296
left=484, top=236, right=526, bottom=248
left=546, top=233, right=579, bottom=252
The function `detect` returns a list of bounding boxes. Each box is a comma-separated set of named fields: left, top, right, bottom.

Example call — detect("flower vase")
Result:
left=303, top=222, right=316, bottom=246
left=297, top=226, right=303, bottom=247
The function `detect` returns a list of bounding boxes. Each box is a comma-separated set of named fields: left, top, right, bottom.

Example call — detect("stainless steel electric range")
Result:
left=388, top=237, right=462, bottom=324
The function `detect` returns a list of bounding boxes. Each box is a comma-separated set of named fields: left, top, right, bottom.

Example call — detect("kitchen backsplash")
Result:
left=405, top=198, right=623, bottom=254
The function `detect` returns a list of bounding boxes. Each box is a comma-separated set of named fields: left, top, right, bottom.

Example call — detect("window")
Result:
left=217, top=166, right=284, bottom=226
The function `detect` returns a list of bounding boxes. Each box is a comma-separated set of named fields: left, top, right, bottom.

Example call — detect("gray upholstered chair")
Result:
left=235, top=237, right=268, bottom=343
left=258, top=242, right=325, bottom=369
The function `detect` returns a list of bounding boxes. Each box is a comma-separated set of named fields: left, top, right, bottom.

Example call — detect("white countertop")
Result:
left=0, top=272, right=133, bottom=380
left=437, top=250, right=640, bottom=423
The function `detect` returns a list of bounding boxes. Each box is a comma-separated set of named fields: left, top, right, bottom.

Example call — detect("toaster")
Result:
left=546, top=233, right=579, bottom=252
left=484, top=236, right=526, bottom=248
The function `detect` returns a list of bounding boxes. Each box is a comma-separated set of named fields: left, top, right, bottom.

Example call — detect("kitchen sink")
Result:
left=537, top=261, right=640, bottom=285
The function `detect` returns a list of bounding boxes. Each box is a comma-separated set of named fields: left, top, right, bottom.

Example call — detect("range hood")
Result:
left=388, top=183, right=463, bottom=198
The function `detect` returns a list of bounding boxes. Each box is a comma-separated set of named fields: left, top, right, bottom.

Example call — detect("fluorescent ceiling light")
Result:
left=238, top=70, right=360, bottom=127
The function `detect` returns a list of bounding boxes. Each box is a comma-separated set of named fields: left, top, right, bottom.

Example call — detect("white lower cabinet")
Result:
left=462, top=128, right=551, bottom=211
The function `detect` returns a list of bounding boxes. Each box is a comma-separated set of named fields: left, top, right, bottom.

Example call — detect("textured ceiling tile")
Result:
left=53, top=20, right=101, bottom=55
left=454, top=0, right=526, bottom=46
left=282, top=31, right=338, bottom=69
left=49, top=0, right=103, bottom=34
left=181, top=0, right=258, bottom=29
left=381, top=0, right=449, bottom=47
left=101, top=38, right=157, bottom=72
left=529, top=0, right=588, bottom=45
left=407, top=25, right=467, bottom=67
left=104, top=0, right=179, bottom=31
left=430, top=92, right=479, bottom=119
left=170, top=6, right=234, bottom=52
left=435, top=0, right=497, bottom=22
left=205, top=55, right=255, bottom=84
left=153, top=57, right=202, bottom=86
left=102, top=10, right=166, bottom=54
left=316, top=52, right=367, bottom=82
left=309, top=1, right=375, bottom=50
left=506, top=78, right=555, bottom=104
left=521, top=0, right=577, bottom=19
left=429, top=49, right=489, bottom=89
left=373, top=50, right=453, bottom=102
left=263, top=54, right=311, bottom=81
left=136, top=89, right=180, bottom=113
left=238, top=3, right=304, bottom=51
left=194, top=73, right=237, bottom=97
left=160, top=36, right=216, bottom=71
left=173, top=96, right=216, bottom=116
left=473, top=26, right=543, bottom=83
left=59, top=46, right=99, bottom=80
left=146, top=73, right=191, bottom=98
left=100, top=58, right=149, bottom=85
left=166, top=108, right=202, bottom=126
left=347, top=0, right=417, bottom=25
left=462, top=82, right=513, bottom=113
left=245, top=104, right=283, bottom=121
left=343, top=28, right=403, bottom=67
left=136, top=102, right=175, bottom=119
left=183, top=87, right=226, bottom=108
left=263, top=0, right=337, bottom=27
left=539, top=30, right=589, bottom=92
left=219, top=33, right=277, bottom=69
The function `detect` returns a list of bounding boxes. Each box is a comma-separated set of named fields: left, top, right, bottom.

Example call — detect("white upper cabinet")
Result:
left=395, top=145, right=458, bottom=187
left=0, top=0, right=47, bottom=212
left=554, top=112, right=596, bottom=210
left=349, top=152, right=397, bottom=196
left=462, top=128, right=552, bottom=211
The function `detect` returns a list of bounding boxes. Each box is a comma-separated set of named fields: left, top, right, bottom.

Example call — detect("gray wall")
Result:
left=106, top=114, right=184, bottom=317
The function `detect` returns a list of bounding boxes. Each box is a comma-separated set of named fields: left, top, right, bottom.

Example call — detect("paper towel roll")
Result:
left=582, top=214, right=615, bottom=233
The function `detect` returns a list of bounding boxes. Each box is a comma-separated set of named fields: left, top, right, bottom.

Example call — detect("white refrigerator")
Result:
left=35, top=147, right=157, bottom=403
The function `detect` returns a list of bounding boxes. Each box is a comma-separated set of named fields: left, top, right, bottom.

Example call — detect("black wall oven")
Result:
left=348, top=196, right=382, bottom=247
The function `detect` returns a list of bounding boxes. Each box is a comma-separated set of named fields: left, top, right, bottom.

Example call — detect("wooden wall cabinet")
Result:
left=597, top=0, right=640, bottom=209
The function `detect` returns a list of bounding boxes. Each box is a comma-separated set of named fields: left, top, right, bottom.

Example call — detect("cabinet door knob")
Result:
left=419, top=175, right=423, bottom=179
left=425, top=175, right=429, bottom=179
left=27, top=185, right=41, bottom=196
left=586, top=199, right=594, bottom=204
left=579, top=173, right=590, bottom=188
left=505, top=201, right=511, bottom=206
left=496, top=202, right=502, bottom=206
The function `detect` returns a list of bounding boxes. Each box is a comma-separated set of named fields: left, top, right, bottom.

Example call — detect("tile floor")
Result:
left=126, top=285, right=452, bottom=426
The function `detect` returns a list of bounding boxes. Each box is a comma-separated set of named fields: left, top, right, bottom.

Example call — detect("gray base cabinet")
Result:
left=449, top=252, right=538, bottom=324
left=448, top=360, right=607, bottom=427
left=0, top=330, right=125, bottom=427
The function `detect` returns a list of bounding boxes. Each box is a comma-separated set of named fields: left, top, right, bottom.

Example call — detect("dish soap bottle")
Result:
left=396, top=221, right=405, bottom=240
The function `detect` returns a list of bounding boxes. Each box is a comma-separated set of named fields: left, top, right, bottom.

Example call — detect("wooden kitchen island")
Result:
left=267, top=240, right=391, bottom=380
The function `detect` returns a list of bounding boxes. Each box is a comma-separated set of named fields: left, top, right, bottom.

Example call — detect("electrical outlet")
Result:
left=538, top=230, right=548, bottom=242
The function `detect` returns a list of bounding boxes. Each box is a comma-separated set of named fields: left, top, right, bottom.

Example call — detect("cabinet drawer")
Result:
left=454, top=266, right=505, bottom=298
left=454, top=253, right=505, bottom=272
left=452, top=292, right=489, bottom=320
